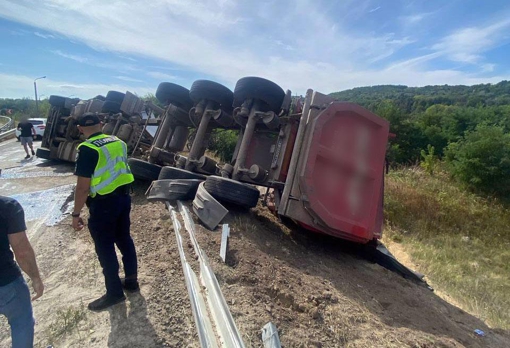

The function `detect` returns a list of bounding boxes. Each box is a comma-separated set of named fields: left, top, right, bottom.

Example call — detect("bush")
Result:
left=208, top=130, right=238, bottom=162
left=420, top=144, right=438, bottom=175
left=445, top=124, right=510, bottom=195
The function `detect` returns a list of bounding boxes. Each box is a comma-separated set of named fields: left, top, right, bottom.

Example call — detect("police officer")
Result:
left=71, top=112, right=139, bottom=311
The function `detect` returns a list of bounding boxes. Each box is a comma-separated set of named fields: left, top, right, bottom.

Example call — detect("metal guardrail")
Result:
left=0, top=116, right=14, bottom=133
left=167, top=202, right=218, bottom=348
left=0, top=129, right=16, bottom=141
left=262, top=322, right=282, bottom=348
left=177, top=201, right=246, bottom=348
left=167, top=200, right=246, bottom=348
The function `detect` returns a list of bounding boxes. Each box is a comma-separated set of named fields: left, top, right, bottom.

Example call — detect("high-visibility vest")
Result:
left=77, top=134, right=134, bottom=197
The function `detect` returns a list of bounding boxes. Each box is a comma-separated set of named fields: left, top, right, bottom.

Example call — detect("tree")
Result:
left=446, top=124, right=510, bottom=195
left=374, top=100, right=426, bottom=164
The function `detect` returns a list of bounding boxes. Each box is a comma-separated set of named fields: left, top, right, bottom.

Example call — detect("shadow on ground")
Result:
left=108, top=292, right=161, bottom=347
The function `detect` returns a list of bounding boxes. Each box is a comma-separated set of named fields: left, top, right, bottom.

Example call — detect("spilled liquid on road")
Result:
left=10, top=185, right=75, bottom=226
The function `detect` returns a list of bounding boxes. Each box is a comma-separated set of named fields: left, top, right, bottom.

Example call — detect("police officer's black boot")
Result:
left=88, top=294, right=126, bottom=311
left=120, top=277, right=140, bottom=293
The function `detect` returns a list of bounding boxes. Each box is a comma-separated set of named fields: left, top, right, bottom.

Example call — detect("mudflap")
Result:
left=193, top=182, right=228, bottom=230
left=146, top=179, right=203, bottom=202
left=363, top=241, right=432, bottom=290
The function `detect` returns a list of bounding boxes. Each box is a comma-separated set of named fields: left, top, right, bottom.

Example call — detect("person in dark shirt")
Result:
left=0, top=196, right=44, bottom=347
left=17, top=117, right=36, bottom=159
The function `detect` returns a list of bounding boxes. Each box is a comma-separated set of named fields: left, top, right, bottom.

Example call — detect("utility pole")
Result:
left=34, top=76, right=46, bottom=117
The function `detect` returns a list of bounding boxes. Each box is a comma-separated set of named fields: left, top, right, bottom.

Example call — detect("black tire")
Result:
left=204, top=176, right=259, bottom=208
left=189, top=80, right=234, bottom=112
left=36, top=148, right=51, bottom=160
left=158, top=166, right=206, bottom=180
left=155, top=82, right=193, bottom=111
left=49, top=95, right=66, bottom=108
left=101, top=100, right=121, bottom=114
left=68, top=98, right=81, bottom=109
left=233, top=77, right=285, bottom=112
left=105, top=91, right=125, bottom=104
left=128, top=158, right=162, bottom=181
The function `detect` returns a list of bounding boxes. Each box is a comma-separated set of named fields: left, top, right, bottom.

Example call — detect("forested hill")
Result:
left=330, top=81, right=510, bottom=196
left=330, top=81, right=510, bottom=113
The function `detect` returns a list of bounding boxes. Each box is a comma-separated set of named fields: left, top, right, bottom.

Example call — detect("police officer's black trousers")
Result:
left=88, top=193, right=138, bottom=298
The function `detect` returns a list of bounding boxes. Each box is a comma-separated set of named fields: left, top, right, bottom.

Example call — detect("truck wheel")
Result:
left=128, top=158, right=162, bottom=181
left=158, top=166, right=206, bottom=180
left=204, top=176, right=260, bottom=208
left=49, top=95, right=66, bottom=108
left=155, top=82, right=193, bottom=111
left=189, top=80, right=234, bottom=112
left=233, top=77, right=285, bottom=112
left=105, top=91, right=125, bottom=104
left=101, top=101, right=121, bottom=114
left=36, top=148, right=51, bottom=160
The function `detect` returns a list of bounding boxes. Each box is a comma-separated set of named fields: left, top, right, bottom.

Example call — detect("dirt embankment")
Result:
left=2, top=183, right=509, bottom=347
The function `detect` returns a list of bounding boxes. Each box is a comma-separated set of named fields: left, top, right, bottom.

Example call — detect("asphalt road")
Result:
left=0, top=138, right=76, bottom=235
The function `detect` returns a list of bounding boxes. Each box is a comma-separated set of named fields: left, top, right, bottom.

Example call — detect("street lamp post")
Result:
left=34, top=76, right=46, bottom=117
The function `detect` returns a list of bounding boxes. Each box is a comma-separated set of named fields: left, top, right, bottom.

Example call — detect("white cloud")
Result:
left=0, top=0, right=507, bottom=96
left=51, top=50, right=137, bottom=72
left=481, top=63, right=496, bottom=73
left=113, top=76, right=143, bottom=82
left=274, top=40, right=295, bottom=51
left=369, top=6, right=381, bottom=13
left=52, top=50, right=88, bottom=63
left=385, top=53, right=442, bottom=71
left=146, top=71, right=179, bottom=80
left=34, top=31, right=55, bottom=39
left=432, top=18, right=510, bottom=64
left=0, top=0, right=417, bottom=92
left=118, top=55, right=137, bottom=62
left=0, top=73, right=153, bottom=99
left=401, top=14, right=427, bottom=25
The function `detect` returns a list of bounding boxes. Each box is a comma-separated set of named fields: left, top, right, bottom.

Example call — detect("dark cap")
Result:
left=77, top=112, right=100, bottom=127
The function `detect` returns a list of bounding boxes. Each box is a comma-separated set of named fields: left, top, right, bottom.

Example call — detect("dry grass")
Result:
left=384, top=167, right=510, bottom=329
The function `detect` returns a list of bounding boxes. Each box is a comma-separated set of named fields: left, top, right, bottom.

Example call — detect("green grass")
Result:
left=384, top=167, right=510, bottom=329
left=45, top=304, right=87, bottom=344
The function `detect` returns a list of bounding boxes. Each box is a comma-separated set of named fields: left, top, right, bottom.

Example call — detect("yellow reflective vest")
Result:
left=77, top=134, right=134, bottom=197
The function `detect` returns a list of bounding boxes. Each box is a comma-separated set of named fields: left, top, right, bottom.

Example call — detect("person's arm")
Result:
left=8, top=232, right=44, bottom=300
left=72, top=146, right=97, bottom=230
left=72, top=176, right=91, bottom=230
left=31, top=126, right=36, bottom=136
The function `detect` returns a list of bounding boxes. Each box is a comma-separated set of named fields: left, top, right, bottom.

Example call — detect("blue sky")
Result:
left=0, top=0, right=509, bottom=99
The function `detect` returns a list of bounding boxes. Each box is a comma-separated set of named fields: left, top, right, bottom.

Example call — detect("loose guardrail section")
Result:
left=166, top=200, right=246, bottom=348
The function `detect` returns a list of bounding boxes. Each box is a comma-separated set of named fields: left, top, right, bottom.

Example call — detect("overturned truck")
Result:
left=36, top=92, right=162, bottom=162
left=140, top=77, right=390, bottom=246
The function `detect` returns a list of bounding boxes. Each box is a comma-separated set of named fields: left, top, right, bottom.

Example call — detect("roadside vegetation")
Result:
left=332, top=81, right=510, bottom=196
left=45, top=304, right=87, bottom=344
left=0, top=97, right=51, bottom=121
left=384, top=166, right=510, bottom=329
left=332, top=83, right=510, bottom=328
